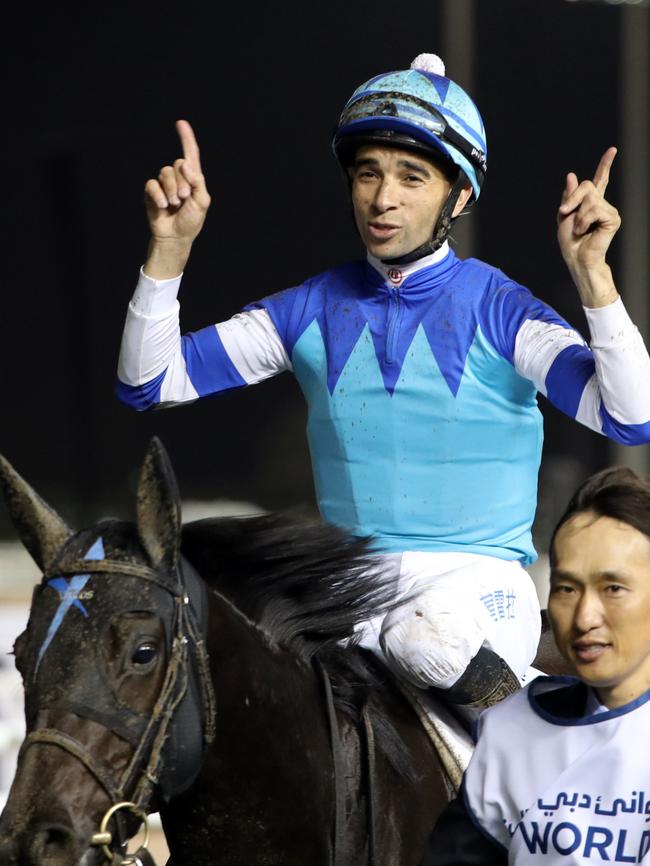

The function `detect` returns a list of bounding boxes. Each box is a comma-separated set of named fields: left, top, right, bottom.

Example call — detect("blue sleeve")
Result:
left=116, top=325, right=247, bottom=412
left=180, top=326, right=247, bottom=397
left=479, top=281, right=650, bottom=445
left=245, top=279, right=321, bottom=358
left=478, top=279, right=596, bottom=417
left=478, top=280, right=573, bottom=367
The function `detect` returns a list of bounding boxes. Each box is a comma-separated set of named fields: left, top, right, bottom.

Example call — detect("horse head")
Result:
left=0, top=438, right=215, bottom=866
left=0, top=438, right=474, bottom=866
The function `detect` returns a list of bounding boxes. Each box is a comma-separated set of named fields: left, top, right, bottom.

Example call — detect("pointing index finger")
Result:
left=176, top=119, right=202, bottom=173
left=593, top=146, right=617, bottom=194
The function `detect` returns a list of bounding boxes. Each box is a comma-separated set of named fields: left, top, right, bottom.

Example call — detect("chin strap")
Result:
left=381, top=174, right=470, bottom=266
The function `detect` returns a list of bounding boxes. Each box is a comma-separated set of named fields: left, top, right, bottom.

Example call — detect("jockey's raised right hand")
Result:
left=143, top=120, right=211, bottom=279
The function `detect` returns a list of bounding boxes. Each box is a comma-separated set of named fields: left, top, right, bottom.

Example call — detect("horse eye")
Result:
left=131, top=642, right=157, bottom=665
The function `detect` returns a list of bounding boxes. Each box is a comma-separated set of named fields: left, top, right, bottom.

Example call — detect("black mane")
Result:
left=182, top=512, right=395, bottom=657
left=182, top=513, right=418, bottom=780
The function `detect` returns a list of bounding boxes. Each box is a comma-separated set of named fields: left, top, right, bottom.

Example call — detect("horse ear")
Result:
left=0, top=455, right=73, bottom=572
left=136, top=437, right=182, bottom=571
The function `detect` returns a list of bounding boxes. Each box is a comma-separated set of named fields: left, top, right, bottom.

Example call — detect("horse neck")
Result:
left=204, top=587, right=331, bottom=777
left=161, top=588, right=335, bottom=865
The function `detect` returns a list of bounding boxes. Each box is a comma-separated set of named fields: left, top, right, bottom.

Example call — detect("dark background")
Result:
left=1, top=0, right=647, bottom=549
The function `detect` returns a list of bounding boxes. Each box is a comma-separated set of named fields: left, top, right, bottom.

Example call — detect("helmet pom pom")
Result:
left=410, top=53, right=446, bottom=76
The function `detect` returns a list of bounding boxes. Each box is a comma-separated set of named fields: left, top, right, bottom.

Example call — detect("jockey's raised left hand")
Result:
left=557, top=147, right=621, bottom=308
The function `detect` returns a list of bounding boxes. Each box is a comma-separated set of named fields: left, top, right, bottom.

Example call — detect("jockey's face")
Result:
left=549, top=510, right=650, bottom=709
left=348, top=145, right=471, bottom=260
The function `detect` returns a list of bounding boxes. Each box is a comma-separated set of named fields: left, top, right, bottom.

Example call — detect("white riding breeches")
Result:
left=356, top=551, right=541, bottom=690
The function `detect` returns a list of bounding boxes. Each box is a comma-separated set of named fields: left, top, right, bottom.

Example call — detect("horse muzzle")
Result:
left=0, top=821, right=97, bottom=866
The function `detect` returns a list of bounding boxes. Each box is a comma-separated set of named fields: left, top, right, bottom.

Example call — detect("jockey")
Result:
left=116, top=54, right=650, bottom=719
left=421, top=466, right=650, bottom=865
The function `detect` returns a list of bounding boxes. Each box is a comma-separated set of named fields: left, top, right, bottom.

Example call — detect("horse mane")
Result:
left=181, top=513, right=393, bottom=654
left=181, top=513, right=419, bottom=781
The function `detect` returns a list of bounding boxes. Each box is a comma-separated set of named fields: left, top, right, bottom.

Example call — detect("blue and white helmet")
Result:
left=332, top=53, right=487, bottom=202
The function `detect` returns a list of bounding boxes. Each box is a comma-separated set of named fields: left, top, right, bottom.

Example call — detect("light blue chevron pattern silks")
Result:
left=35, top=536, right=105, bottom=673
left=292, top=318, right=541, bottom=563
left=116, top=247, right=650, bottom=565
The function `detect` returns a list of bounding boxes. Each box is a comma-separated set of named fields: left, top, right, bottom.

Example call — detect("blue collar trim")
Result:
left=528, top=675, right=650, bottom=726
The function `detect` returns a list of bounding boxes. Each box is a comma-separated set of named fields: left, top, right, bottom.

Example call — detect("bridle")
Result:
left=18, top=554, right=217, bottom=864
left=19, top=551, right=378, bottom=864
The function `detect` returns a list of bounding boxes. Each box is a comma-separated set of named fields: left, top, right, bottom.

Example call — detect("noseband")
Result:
left=18, top=554, right=217, bottom=862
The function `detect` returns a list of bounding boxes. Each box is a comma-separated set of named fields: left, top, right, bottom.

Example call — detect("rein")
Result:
left=317, top=660, right=377, bottom=866
left=318, top=662, right=346, bottom=864
left=362, top=705, right=377, bottom=866
left=21, top=555, right=217, bottom=863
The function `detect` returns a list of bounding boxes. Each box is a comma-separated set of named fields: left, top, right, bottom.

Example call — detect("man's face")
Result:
left=549, top=510, right=650, bottom=708
left=348, top=145, right=470, bottom=260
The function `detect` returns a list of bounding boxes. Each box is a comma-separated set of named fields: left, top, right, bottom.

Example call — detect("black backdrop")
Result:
left=1, top=0, right=634, bottom=544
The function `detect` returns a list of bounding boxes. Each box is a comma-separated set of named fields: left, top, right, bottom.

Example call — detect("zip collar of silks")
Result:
left=365, top=241, right=463, bottom=296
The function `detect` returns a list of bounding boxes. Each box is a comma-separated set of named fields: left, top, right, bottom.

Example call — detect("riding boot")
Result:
left=434, top=646, right=520, bottom=732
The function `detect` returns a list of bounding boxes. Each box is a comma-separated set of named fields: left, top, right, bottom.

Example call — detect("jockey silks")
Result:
left=117, top=241, right=650, bottom=563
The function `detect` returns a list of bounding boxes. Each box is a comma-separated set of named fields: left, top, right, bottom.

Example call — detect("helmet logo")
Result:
left=471, top=146, right=487, bottom=172
left=387, top=268, right=403, bottom=285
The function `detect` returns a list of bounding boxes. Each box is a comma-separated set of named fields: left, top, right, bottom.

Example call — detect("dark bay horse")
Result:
left=0, top=439, right=454, bottom=866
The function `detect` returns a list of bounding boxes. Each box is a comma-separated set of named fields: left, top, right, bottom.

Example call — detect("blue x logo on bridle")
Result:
left=35, top=537, right=105, bottom=673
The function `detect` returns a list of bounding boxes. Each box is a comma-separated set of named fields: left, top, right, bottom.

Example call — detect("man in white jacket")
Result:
left=421, top=465, right=650, bottom=864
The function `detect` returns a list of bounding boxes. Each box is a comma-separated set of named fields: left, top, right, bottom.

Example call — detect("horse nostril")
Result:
left=44, top=825, right=69, bottom=847
left=0, top=839, right=19, bottom=866
left=29, top=823, right=77, bottom=864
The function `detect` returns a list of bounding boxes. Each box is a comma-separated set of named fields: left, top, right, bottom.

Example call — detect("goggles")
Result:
left=337, top=91, right=487, bottom=181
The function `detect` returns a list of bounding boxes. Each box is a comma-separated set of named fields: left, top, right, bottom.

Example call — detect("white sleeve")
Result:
left=117, top=269, right=184, bottom=388
left=117, top=269, right=290, bottom=408
left=580, top=299, right=650, bottom=429
left=514, top=298, right=650, bottom=437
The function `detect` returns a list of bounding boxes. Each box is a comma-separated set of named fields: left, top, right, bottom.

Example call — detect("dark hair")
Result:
left=549, top=465, right=650, bottom=566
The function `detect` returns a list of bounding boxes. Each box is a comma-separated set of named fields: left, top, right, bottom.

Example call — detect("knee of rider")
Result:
left=379, top=600, right=484, bottom=690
